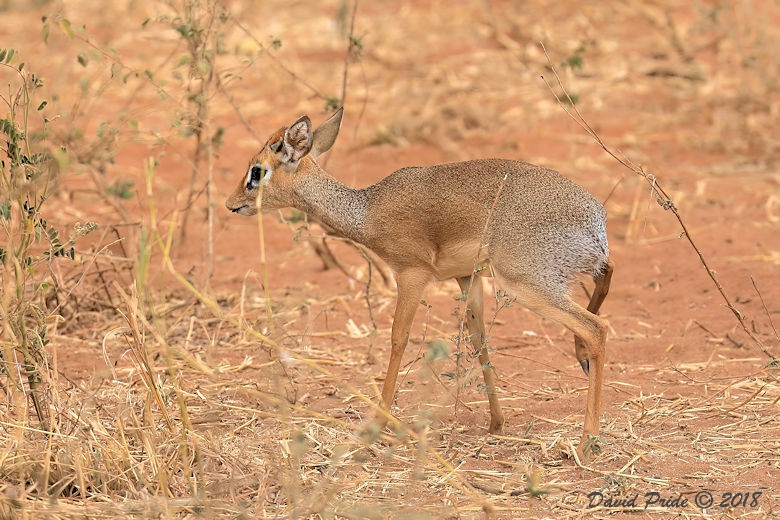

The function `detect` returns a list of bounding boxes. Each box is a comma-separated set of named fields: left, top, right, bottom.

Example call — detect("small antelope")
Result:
left=226, top=108, right=613, bottom=458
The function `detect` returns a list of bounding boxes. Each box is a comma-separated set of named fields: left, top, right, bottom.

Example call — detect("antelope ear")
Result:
left=311, top=107, right=343, bottom=159
left=282, top=115, right=313, bottom=164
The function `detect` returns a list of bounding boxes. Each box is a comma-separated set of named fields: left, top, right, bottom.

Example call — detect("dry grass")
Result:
left=3, top=288, right=779, bottom=517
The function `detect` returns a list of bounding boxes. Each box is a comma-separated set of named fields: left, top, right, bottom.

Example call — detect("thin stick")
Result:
left=229, top=15, right=327, bottom=101
left=539, top=41, right=775, bottom=360
left=204, top=1, right=217, bottom=283
left=340, top=0, right=359, bottom=108
left=215, top=76, right=261, bottom=141
left=453, top=171, right=510, bottom=428
left=322, top=0, right=359, bottom=171
left=751, top=276, right=779, bottom=343
left=356, top=246, right=379, bottom=361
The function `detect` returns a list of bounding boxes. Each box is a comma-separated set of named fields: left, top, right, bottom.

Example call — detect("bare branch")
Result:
left=339, top=0, right=360, bottom=108
left=539, top=41, right=775, bottom=360
left=228, top=14, right=327, bottom=101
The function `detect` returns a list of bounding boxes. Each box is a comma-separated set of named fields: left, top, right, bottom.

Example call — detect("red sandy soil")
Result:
left=3, top=0, right=779, bottom=517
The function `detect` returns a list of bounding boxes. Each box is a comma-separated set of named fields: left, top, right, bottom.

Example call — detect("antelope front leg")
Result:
left=457, top=276, right=504, bottom=434
left=374, top=269, right=430, bottom=429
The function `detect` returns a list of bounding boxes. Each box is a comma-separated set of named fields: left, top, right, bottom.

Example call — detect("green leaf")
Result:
left=106, top=179, right=135, bottom=199
left=5, top=49, right=14, bottom=63
left=211, top=126, right=224, bottom=148
left=0, top=50, right=6, bottom=63
left=47, top=227, right=59, bottom=245
left=60, top=19, right=74, bottom=39
left=0, top=201, right=10, bottom=220
left=77, top=52, right=88, bottom=67
left=425, top=340, right=450, bottom=362
left=96, top=122, right=109, bottom=138
left=195, top=59, right=210, bottom=76
left=323, top=97, right=341, bottom=112
left=37, top=101, right=47, bottom=111
left=565, top=54, right=583, bottom=70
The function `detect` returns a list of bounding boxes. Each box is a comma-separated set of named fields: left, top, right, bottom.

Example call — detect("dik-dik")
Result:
left=226, top=108, right=613, bottom=459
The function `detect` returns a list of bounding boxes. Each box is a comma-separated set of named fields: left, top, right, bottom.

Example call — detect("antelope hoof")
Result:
left=488, top=416, right=505, bottom=435
left=579, top=358, right=590, bottom=375
left=373, top=411, right=390, bottom=431
left=360, top=413, right=391, bottom=444
left=577, top=433, right=602, bottom=462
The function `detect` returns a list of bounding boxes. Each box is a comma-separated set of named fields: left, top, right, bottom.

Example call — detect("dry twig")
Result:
left=539, top=41, right=775, bottom=361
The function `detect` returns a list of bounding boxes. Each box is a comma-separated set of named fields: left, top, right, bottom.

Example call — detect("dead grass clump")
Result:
left=3, top=252, right=780, bottom=517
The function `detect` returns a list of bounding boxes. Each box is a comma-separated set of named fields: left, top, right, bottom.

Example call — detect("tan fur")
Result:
left=226, top=108, right=613, bottom=460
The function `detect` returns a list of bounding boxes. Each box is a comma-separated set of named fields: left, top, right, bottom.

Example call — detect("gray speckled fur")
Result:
left=354, top=158, right=608, bottom=302
left=293, top=173, right=369, bottom=243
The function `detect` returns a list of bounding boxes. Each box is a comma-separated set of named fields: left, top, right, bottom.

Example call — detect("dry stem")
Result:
left=539, top=41, right=775, bottom=361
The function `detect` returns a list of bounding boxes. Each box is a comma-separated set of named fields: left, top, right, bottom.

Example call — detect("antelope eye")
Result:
left=246, top=164, right=267, bottom=188
left=269, top=140, right=283, bottom=153
left=251, top=165, right=263, bottom=181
